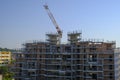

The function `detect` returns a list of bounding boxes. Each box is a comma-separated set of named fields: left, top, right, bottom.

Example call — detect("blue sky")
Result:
left=0, top=0, right=120, bottom=49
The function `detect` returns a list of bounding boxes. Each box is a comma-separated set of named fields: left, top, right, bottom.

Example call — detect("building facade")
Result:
left=13, top=32, right=117, bottom=80
left=114, top=48, right=120, bottom=80
left=0, top=51, right=11, bottom=66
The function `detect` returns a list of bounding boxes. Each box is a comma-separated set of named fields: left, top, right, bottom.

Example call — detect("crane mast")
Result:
left=44, top=4, right=62, bottom=45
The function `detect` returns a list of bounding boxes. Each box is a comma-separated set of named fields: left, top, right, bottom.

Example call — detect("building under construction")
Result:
left=13, top=31, right=120, bottom=80
left=13, top=4, right=120, bottom=80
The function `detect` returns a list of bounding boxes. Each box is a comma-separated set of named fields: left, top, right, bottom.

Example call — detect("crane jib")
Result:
left=44, top=4, right=63, bottom=44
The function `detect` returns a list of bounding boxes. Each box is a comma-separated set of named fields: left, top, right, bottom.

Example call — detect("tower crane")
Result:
left=44, top=4, right=62, bottom=45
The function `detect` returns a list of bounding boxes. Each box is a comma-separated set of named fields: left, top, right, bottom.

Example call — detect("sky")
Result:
left=0, top=0, right=120, bottom=49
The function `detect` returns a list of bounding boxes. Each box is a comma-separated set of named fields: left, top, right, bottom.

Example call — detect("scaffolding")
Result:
left=46, top=32, right=59, bottom=45
left=13, top=32, right=116, bottom=80
left=67, top=31, right=81, bottom=44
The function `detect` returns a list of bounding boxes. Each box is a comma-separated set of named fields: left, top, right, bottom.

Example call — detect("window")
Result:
left=92, top=74, right=97, bottom=79
left=109, top=73, right=113, bottom=79
left=109, top=65, right=113, bottom=69
left=109, top=55, right=113, bottom=58
left=109, top=55, right=113, bottom=61
left=109, top=73, right=113, bottom=75
left=84, top=55, right=86, bottom=58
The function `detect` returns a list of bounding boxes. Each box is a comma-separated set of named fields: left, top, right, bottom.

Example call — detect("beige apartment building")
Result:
left=0, top=51, right=11, bottom=66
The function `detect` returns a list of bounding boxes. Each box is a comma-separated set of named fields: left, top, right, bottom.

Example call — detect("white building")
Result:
left=114, top=48, right=120, bottom=80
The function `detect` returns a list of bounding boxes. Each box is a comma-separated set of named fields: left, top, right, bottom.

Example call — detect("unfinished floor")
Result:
left=13, top=31, right=117, bottom=80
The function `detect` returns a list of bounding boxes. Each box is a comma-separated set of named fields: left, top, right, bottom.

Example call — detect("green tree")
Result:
left=0, top=66, right=14, bottom=80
